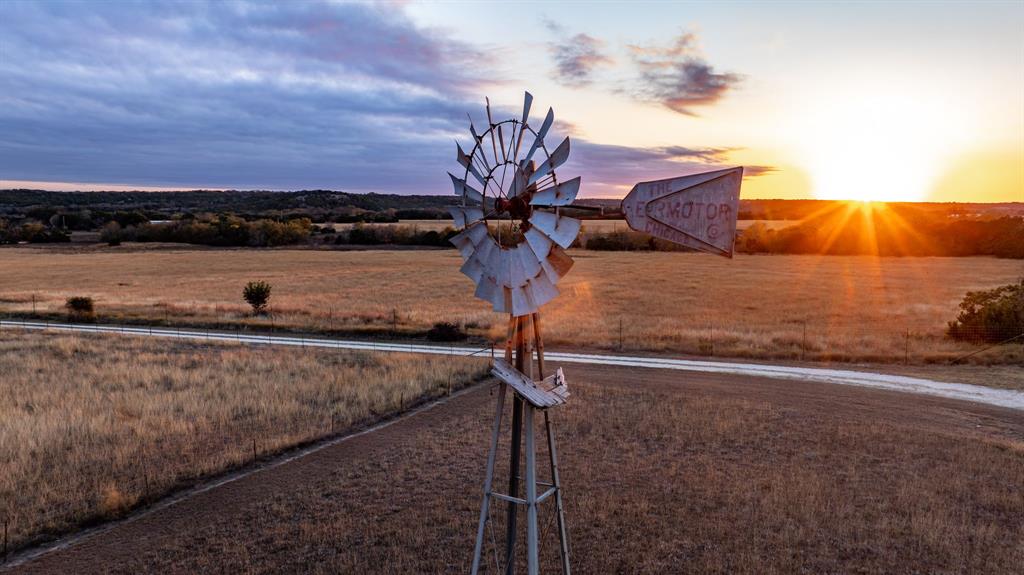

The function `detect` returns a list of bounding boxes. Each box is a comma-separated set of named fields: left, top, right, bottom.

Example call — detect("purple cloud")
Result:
left=628, top=32, right=742, bottom=115
left=0, top=3, right=763, bottom=197
left=550, top=33, right=614, bottom=87
left=0, top=1, right=490, bottom=192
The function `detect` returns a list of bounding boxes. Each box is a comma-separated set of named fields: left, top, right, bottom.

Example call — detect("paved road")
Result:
left=3, top=319, right=1021, bottom=410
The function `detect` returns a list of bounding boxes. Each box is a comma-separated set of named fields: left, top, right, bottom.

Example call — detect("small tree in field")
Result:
left=243, top=280, right=272, bottom=316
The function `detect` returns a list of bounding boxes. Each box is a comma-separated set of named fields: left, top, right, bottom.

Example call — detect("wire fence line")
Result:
left=1, top=305, right=1020, bottom=367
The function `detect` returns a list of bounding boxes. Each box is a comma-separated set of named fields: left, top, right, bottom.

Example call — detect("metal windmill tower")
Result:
left=448, top=92, right=744, bottom=575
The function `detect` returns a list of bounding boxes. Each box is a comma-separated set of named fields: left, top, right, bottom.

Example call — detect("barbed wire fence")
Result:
left=2, top=301, right=1020, bottom=365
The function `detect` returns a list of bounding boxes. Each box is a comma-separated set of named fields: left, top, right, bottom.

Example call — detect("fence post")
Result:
left=802, top=321, right=807, bottom=361
left=904, top=329, right=910, bottom=365
left=392, top=308, right=398, bottom=335
left=618, top=317, right=623, bottom=351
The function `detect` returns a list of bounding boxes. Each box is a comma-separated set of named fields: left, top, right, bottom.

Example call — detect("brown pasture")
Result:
left=0, top=246, right=1020, bottom=364
left=0, top=331, right=489, bottom=551
left=11, top=362, right=1024, bottom=574
left=324, top=218, right=790, bottom=232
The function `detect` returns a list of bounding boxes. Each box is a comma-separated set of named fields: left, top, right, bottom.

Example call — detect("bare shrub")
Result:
left=65, top=296, right=95, bottom=321
left=426, top=321, right=467, bottom=342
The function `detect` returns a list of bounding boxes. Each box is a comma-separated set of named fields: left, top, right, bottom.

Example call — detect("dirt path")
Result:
left=5, top=320, right=1023, bottom=406
left=7, top=364, right=1023, bottom=574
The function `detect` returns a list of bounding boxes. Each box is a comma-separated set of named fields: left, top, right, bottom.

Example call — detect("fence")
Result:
left=602, top=316, right=1022, bottom=366
left=2, top=303, right=1021, bottom=367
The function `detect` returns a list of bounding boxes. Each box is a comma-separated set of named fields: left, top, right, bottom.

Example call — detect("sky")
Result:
left=0, top=0, right=1021, bottom=202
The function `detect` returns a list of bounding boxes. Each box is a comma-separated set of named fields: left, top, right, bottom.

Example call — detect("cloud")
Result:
left=550, top=33, right=613, bottom=87
left=564, top=140, right=773, bottom=197
left=628, top=31, right=742, bottom=115
left=743, top=165, right=777, bottom=177
left=0, top=1, right=493, bottom=193
left=0, top=3, right=760, bottom=196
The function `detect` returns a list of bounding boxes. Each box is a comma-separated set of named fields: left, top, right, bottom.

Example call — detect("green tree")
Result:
left=243, top=280, right=272, bottom=316
left=947, top=279, right=1024, bottom=343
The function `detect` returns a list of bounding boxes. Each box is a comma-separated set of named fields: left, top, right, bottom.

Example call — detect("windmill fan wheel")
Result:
left=448, top=92, right=583, bottom=317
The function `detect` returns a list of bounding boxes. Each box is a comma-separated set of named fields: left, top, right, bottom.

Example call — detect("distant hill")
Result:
left=2, top=188, right=1021, bottom=224
left=0, top=189, right=453, bottom=215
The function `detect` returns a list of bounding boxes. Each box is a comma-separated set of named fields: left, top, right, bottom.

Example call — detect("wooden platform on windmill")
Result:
left=491, top=358, right=569, bottom=408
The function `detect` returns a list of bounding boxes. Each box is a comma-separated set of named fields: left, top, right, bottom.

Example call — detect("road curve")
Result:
left=2, top=319, right=1021, bottom=410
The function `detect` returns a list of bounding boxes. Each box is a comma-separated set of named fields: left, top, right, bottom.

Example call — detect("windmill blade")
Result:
left=485, top=97, right=500, bottom=166
left=507, top=246, right=530, bottom=288
left=447, top=206, right=485, bottom=229
left=493, top=247, right=512, bottom=289
left=527, top=137, right=570, bottom=186
left=460, top=253, right=485, bottom=284
left=526, top=269, right=559, bottom=308
left=514, top=243, right=542, bottom=283
left=508, top=168, right=527, bottom=199
left=474, top=274, right=505, bottom=313
left=529, top=210, right=581, bottom=249
left=448, top=172, right=484, bottom=204
left=456, top=144, right=487, bottom=187
left=510, top=285, right=536, bottom=317
left=524, top=226, right=553, bottom=260
left=530, top=176, right=580, bottom=207
left=449, top=221, right=488, bottom=259
left=497, top=124, right=507, bottom=162
left=540, top=245, right=574, bottom=285
left=468, top=114, right=482, bottom=143
left=513, top=91, right=533, bottom=160
left=520, top=107, right=554, bottom=169
left=459, top=236, right=497, bottom=283
left=498, top=286, right=512, bottom=314
left=467, top=115, right=495, bottom=175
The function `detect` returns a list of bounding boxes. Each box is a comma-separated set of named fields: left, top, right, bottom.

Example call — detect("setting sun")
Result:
left=792, top=89, right=972, bottom=202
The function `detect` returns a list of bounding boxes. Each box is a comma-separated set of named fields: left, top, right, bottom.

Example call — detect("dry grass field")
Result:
left=324, top=218, right=789, bottom=233
left=1, top=246, right=1020, bottom=365
left=13, top=363, right=1024, bottom=574
left=0, top=330, right=488, bottom=552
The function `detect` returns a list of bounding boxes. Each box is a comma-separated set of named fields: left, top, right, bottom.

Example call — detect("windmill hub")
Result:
left=495, top=194, right=533, bottom=221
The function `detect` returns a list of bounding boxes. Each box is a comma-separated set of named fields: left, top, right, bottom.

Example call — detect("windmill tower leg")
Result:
left=504, top=316, right=528, bottom=574
left=505, top=395, right=523, bottom=574
left=545, top=410, right=571, bottom=574
left=471, top=383, right=507, bottom=575
left=472, top=313, right=570, bottom=574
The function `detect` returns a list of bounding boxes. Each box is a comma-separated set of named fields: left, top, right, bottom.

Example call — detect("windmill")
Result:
left=448, top=92, right=743, bottom=575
